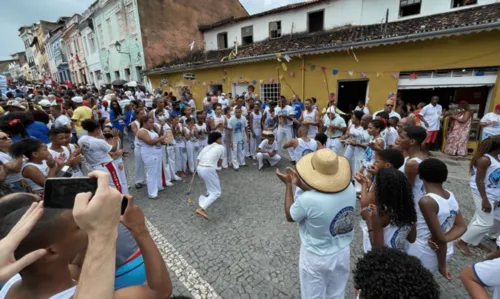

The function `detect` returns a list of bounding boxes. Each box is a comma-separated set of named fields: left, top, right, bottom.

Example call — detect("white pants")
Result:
left=256, top=152, right=281, bottom=169
left=141, top=150, right=162, bottom=198
left=461, top=192, right=495, bottom=246
left=89, top=162, right=124, bottom=194
left=231, top=140, right=246, bottom=169
left=299, top=246, right=350, bottom=299
left=244, top=132, right=250, bottom=157
left=158, top=146, right=172, bottom=188
left=113, top=158, right=128, bottom=194
left=134, top=146, right=145, bottom=185
left=197, top=166, right=221, bottom=210
left=344, top=145, right=355, bottom=176
left=326, top=138, right=341, bottom=155
left=186, top=141, right=196, bottom=173
left=175, top=146, right=187, bottom=172
left=166, top=146, right=178, bottom=180
left=277, top=126, right=295, bottom=161
left=250, top=132, right=261, bottom=158
left=222, top=135, right=230, bottom=168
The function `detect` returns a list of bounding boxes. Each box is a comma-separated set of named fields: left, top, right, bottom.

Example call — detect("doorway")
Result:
left=208, top=84, right=222, bottom=94
left=337, top=80, right=368, bottom=114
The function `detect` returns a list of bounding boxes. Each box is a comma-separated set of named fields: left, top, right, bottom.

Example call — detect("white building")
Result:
left=18, top=24, right=40, bottom=81
left=201, top=0, right=496, bottom=51
left=80, top=2, right=104, bottom=87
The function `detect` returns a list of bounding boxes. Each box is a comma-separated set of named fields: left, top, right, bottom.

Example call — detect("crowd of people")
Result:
left=0, top=81, right=498, bottom=298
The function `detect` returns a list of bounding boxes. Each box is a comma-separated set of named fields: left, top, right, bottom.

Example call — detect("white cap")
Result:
left=326, top=106, right=336, bottom=114
left=71, top=96, right=83, bottom=103
left=221, top=93, right=226, bottom=96
left=38, top=99, right=51, bottom=107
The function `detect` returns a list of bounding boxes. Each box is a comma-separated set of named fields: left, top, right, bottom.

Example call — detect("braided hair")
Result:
left=470, top=135, right=500, bottom=172
left=375, top=168, right=416, bottom=226
left=353, top=247, right=440, bottom=299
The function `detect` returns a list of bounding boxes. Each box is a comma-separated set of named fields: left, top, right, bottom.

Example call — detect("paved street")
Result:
left=122, top=147, right=487, bottom=299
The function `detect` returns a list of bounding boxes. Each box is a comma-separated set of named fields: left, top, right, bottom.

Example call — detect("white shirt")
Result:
left=323, top=114, right=346, bottom=138
left=0, top=152, right=22, bottom=185
left=54, top=115, right=71, bottom=128
left=275, top=105, right=294, bottom=127
left=258, top=139, right=278, bottom=153
left=354, top=106, right=370, bottom=114
left=373, top=110, right=401, bottom=120
left=197, top=143, right=225, bottom=168
left=135, top=91, right=145, bottom=100
left=473, top=258, right=500, bottom=299
left=77, top=135, right=113, bottom=166
left=0, top=274, right=75, bottom=299
left=219, top=98, right=229, bottom=109
left=187, top=99, right=196, bottom=109
left=481, top=112, right=500, bottom=140
left=100, top=107, right=110, bottom=119
left=420, top=104, right=443, bottom=131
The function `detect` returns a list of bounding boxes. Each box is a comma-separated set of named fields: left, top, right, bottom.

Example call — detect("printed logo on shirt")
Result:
left=441, top=210, right=457, bottom=233
left=234, top=121, right=243, bottom=134
left=330, top=206, right=355, bottom=237
left=487, top=168, right=500, bottom=188
left=302, top=149, right=313, bottom=157
left=390, top=225, right=411, bottom=250
left=365, top=147, right=373, bottom=162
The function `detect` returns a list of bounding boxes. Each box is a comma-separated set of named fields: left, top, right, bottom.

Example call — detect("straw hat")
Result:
left=296, top=149, right=351, bottom=193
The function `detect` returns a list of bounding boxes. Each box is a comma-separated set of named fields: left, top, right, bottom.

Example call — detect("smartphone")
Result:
left=44, top=177, right=128, bottom=214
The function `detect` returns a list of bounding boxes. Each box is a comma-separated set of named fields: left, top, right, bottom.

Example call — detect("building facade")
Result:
left=79, top=1, right=104, bottom=87
left=148, top=0, right=500, bottom=118
left=92, top=0, right=145, bottom=84
left=18, top=24, right=40, bottom=81
left=62, top=14, right=89, bottom=85
left=46, top=27, right=71, bottom=83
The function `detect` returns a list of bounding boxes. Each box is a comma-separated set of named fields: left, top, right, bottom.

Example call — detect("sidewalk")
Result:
left=429, top=151, right=470, bottom=182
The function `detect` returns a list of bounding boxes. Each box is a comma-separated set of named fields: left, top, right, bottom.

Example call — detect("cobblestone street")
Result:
left=123, top=149, right=487, bottom=299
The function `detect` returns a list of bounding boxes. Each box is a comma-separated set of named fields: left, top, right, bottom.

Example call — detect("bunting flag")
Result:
left=392, top=72, right=399, bottom=79
left=268, top=78, right=274, bottom=83
left=279, top=75, right=284, bottom=81
left=284, top=55, right=292, bottom=63
left=321, top=66, right=327, bottom=71
left=252, top=80, right=257, bottom=85
left=289, top=71, right=295, bottom=77
left=361, top=72, right=367, bottom=78
left=202, top=82, right=206, bottom=86
left=310, top=65, right=316, bottom=71
left=260, top=80, right=264, bottom=84
left=332, top=69, right=339, bottom=76
left=376, top=72, right=383, bottom=78
left=475, top=71, right=485, bottom=76
left=300, top=66, right=306, bottom=70
left=348, top=71, right=354, bottom=77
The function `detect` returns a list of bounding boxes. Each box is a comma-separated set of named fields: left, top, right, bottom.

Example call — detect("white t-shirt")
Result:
left=323, top=115, right=347, bottom=138
left=481, top=112, right=500, bottom=140
left=54, top=115, right=71, bottom=128
left=0, top=274, right=75, bottom=299
left=384, top=127, right=399, bottom=147
left=197, top=143, right=225, bottom=168
left=420, top=104, right=443, bottom=131
left=100, top=107, right=110, bottom=119
left=77, top=135, right=113, bottom=166
left=135, top=91, right=145, bottom=100
left=275, top=105, right=294, bottom=127
left=373, top=110, right=401, bottom=120
left=187, top=99, right=196, bottom=109
left=230, top=106, right=248, bottom=117
left=473, top=258, right=500, bottom=299
left=0, top=152, right=22, bottom=185
left=354, top=106, right=370, bottom=114
left=219, top=98, right=229, bottom=109
left=258, top=139, right=278, bottom=153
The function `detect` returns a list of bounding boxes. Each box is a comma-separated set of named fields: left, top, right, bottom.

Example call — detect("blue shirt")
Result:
left=170, top=109, right=181, bottom=117
left=124, top=111, right=135, bottom=131
left=25, top=121, right=50, bottom=144
left=109, top=110, right=125, bottom=131
left=291, top=101, right=304, bottom=119
left=290, top=187, right=356, bottom=256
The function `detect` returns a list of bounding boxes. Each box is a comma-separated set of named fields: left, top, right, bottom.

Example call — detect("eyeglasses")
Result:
left=386, top=104, right=394, bottom=107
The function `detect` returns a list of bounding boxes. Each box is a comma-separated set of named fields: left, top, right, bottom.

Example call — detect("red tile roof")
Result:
left=149, top=3, right=500, bottom=74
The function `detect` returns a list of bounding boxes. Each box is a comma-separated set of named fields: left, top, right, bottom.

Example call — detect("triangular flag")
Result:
left=376, top=72, right=383, bottom=78
left=284, top=55, right=292, bottom=63
left=361, top=72, right=367, bottom=78
left=202, top=82, right=206, bottom=86
left=392, top=72, right=399, bottom=79
left=310, top=65, right=316, bottom=71
left=321, top=66, right=327, bottom=71
left=268, top=78, right=274, bottom=83
left=475, top=71, right=485, bottom=76
left=348, top=71, right=354, bottom=77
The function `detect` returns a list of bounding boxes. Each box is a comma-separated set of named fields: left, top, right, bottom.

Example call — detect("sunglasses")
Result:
left=386, top=104, right=394, bottom=107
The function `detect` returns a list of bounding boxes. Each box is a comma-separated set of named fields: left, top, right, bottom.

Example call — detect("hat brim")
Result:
left=296, top=153, right=351, bottom=193
left=7, top=104, right=26, bottom=110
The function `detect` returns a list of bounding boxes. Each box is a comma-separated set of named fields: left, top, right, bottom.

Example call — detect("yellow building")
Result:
left=147, top=2, right=500, bottom=118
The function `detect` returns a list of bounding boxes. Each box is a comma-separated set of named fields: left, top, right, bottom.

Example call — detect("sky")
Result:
left=0, top=0, right=305, bottom=61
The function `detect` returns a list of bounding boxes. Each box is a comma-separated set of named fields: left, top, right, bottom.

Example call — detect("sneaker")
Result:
left=165, top=181, right=174, bottom=187
left=216, top=166, right=222, bottom=171
left=173, top=175, right=182, bottom=181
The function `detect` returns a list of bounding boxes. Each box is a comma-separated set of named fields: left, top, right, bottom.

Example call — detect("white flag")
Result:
left=189, top=40, right=196, bottom=51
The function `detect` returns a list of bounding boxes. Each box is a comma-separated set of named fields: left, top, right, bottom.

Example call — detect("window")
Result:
left=217, top=32, right=228, bottom=49
left=269, top=21, right=282, bottom=39
left=88, top=33, right=96, bottom=53
left=399, top=0, right=421, bottom=17
left=124, top=68, right=131, bottom=80
left=452, top=0, right=477, bottom=8
left=116, top=10, right=125, bottom=40
left=114, top=70, right=120, bottom=80
left=105, top=73, right=111, bottom=82
left=135, top=66, right=142, bottom=81
left=97, top=24, right=104, bottom=48
left=73, top=36, right=80, bottom=54
left=308, top=10, right=324, bottom=33
left=82, top=36, right=89, bottom=56
left=126, top=3, right=136, bottom=34
left=241, top=26, right=253, bottom=46
left=95, top=70, right=102, bottom=81
left=106, top=18, right=113, bottom=42
left=260, top=83, right=281, bottom=101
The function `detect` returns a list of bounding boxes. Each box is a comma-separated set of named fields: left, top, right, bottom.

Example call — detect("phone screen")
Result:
left=44, top=177, right=127, bottom=214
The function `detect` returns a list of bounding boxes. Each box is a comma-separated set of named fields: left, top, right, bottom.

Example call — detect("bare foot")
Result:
left=455, top=240, right=473, bottom=256
left=196, top=208, right=209, bottom=220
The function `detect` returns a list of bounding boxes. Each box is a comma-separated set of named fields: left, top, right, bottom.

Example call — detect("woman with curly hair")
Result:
left=358, top=166, right=417, bottom=252
left=408, top=158, right=466, bottom=280
left=353, top=247, right=440, bottom=299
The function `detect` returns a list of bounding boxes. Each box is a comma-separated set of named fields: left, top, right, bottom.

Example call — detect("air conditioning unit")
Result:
left=183, top=73, right=196, bottom=80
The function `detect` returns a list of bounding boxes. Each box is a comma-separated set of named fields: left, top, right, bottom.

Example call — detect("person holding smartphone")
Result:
left=78, top=119, right=124, bottom=193
left=10, top=138, right=64, bottom=196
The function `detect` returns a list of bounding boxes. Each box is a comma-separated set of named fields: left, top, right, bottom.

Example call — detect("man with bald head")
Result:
left=373, top=99, right=401, bottom=120
left=397, top=116, right=416, bottom=134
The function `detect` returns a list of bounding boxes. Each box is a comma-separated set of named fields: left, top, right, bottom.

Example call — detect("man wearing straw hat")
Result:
left=276, top=149, right=356, bottom=299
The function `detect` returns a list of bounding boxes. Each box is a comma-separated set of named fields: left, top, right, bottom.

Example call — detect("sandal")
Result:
left=195, top=208, right=209, bottom=220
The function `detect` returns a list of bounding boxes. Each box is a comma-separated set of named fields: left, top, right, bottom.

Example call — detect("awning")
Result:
left=398, top=74, right=497, bottom=90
